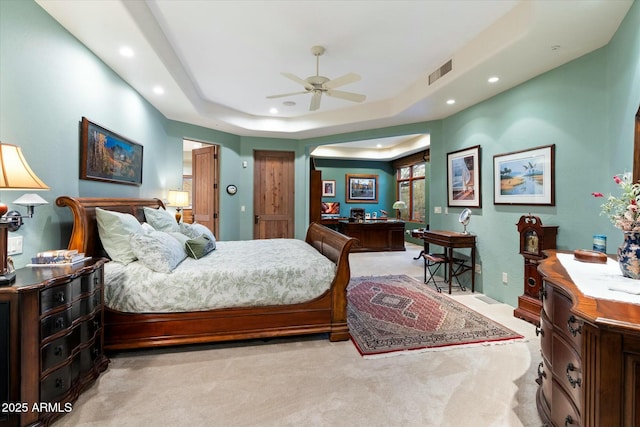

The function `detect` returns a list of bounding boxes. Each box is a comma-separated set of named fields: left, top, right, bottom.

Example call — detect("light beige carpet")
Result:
left=53, top=243, right=542, bottom=427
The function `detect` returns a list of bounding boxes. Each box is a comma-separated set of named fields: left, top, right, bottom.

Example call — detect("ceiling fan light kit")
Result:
left=267, top=45, right=366, bottom=111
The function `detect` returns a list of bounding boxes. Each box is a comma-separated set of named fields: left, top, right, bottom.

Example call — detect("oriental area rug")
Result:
left=347, top=275, right=524, bottom=358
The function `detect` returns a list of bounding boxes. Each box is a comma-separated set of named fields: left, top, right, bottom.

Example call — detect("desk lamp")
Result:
left=392, top=201, right=406, bottom=220
left=167, top=190, right=189, bottom=223
left=0, top=143, right=50, bottom=285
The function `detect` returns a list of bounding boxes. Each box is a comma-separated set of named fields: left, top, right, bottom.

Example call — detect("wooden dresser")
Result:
left=0, top=258, right=108, bottom=427
left=537, top=251, right=640, bottom=427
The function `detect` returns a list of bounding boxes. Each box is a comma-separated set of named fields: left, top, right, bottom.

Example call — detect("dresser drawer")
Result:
left=41, top=305, right=77, bottom=339
left=41, top=328, right=80, bottom=373
left=540, top=311, right=553, bottom=360
left=553, top=290, right=583, bottom=349
left=542, top=280, right=554, bottom=320
left=80, top=270, right=101, bottom=295
left=553, top=333, right=582, bottom=405
left=40, top=280, right=75, bottom=315
left=41, top=364, right=72, bottom=402
left=551, top=379, right=581, bottom=427
left=538, top=356, right=553, bottom=409
left=41, top=289, right=102, bottom=340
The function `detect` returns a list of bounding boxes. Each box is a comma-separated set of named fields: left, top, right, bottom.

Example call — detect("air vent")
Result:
left=428, top=59, right=453, bottom=85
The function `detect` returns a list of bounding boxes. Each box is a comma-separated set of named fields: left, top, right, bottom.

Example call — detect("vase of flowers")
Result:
left=593, top=172, right=640, bottom=279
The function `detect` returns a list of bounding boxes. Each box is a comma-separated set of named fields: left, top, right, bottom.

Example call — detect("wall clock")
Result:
left=226, top=184, right=237, bottom=195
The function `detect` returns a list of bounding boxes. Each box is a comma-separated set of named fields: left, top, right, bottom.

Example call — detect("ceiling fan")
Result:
left=266, top=45, right=366, bottom=111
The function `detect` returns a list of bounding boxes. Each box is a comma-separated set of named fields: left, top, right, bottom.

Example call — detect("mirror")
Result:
left=459, top=208, right=472, bottom=234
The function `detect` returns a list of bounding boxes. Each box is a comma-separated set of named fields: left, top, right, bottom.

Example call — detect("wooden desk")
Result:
left=416, top=230, right=476, bottom=293
left=337, top=220, right=405, bottom=252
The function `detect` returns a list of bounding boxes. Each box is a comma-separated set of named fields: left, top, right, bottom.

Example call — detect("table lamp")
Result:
left=0, top=143, right=50, bottom=285
left=392, top=200, right=406, bottom=220
left=167, top=190, right=189, bottom=223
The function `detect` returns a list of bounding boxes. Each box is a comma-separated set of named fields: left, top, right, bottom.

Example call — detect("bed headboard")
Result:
left=55, top=196, right=165, bottom=258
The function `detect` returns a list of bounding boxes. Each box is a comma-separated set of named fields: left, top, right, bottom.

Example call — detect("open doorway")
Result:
left=182, top=139, right=220, bottom=238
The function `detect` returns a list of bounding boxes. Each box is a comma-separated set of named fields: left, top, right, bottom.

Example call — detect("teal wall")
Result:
left=314, top=158, right=395, bottom=218
left=1, top=0, right=639, bottom=307
left=427, top=1, right=640, bottom=305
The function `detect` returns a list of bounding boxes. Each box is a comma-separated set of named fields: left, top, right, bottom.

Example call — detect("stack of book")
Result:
left=30, top=249, right=88, bottom=266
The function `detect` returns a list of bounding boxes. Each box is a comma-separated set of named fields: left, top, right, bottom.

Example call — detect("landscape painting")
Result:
left=493, top=144, right=555, bottom=205
left=80, top=117, right=143, bottom=185
left=346, top=174, right=378, bottom=203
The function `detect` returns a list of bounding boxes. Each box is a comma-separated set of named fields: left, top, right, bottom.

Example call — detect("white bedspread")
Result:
left=104, top=238, right=337, bottom=313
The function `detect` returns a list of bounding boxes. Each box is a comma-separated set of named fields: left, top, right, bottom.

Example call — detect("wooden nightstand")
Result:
left=0, top=258, right=109, bottom=427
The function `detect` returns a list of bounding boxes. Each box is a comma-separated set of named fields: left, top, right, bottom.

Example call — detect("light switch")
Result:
left=8, top=236, right=23, bottom=255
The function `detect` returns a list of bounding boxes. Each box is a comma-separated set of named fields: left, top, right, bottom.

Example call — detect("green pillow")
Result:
left=185, top=235, right=215, bottom=259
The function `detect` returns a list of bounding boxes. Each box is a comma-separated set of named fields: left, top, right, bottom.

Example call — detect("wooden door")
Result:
left=192, top=145, right=219, bottom=237
left=253, top=150, right=294, bottom=239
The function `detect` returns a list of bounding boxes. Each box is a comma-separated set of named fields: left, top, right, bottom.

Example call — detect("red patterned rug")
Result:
left=347, top=275, right=524, bottom=357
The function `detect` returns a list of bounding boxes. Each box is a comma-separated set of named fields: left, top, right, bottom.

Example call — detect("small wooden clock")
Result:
left=514, top=214, right=558, bottom=326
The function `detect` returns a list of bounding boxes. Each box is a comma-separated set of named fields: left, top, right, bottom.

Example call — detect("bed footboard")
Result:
left=305, top=222, right=356, bottom=341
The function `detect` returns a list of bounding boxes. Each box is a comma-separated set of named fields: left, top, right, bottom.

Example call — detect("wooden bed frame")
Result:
left=56, top=196, right=356, bottom=351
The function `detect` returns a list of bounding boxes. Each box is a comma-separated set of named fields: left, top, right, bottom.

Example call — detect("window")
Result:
left=397, top=163, right=425, bottom=222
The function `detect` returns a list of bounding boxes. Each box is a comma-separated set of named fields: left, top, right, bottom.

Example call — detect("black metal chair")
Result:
left=421, top=252, right=449, bottom=292
left=421, top=252, right=467, bottom=293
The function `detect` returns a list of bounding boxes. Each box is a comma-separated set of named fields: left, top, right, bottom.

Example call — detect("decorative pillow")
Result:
left=168, top=231, right=190, bottom=246
left=95, top=207, right=143, bottom=264
left=143, top=207, right=180, bottom=233
left=180, top=222, right=216, bottom=245
left=129, top=230, right=187, bottom=273
left=141, top=222, right=155, bottom=234
left=185, top=235, right=215, bottom=259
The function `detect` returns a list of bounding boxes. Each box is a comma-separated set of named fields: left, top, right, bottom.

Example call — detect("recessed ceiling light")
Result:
left=376, top=144, right=382, bottom=148
left=446, top=99, right=456, bottom=105
left=282, top=101, right=296, bottom=107
left=488, top=76, right=499, bottom=83
left=270, top=107, right=278, bottom=114
left=153, top=86, right=164, bottom=95
left=119, top=46, right=134, bottom=57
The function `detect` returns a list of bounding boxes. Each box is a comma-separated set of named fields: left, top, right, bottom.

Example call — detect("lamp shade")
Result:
left=392, top=201, right=407, bottom=209
left=0, top=143, right=49, bottom=190
left=167, top=190, right=189, bottom=207
left=13, top=193, right=48, bottom=207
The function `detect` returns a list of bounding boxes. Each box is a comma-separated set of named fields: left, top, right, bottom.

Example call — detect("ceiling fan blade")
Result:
left=310, top=91, right=322, bottom=111
left=326, top=89, right=366, bottom=103
left=266, top=91, right=308, bottom=99
left=324, top=72, right=361, bottom=89
left=281, top=72, right=314, bottom=91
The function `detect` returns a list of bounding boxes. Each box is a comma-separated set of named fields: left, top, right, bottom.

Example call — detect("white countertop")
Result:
left=557, top=253, right=640, bottom=305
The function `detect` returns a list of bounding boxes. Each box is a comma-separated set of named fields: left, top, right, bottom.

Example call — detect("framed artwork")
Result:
left=346, top=174, right=378, bottom=203
left=493, top=144, right=555, bottom=205
left=322, top=180, right=336, bottom=197
left=447, top=145, right=481, bottom=207
left=80, top=117, right=143, bottom=186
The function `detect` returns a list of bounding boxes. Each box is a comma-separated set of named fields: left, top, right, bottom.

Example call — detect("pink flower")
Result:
left=592, top=192, right=604, bottom=197
left=614, top=175, right=623, bottom=184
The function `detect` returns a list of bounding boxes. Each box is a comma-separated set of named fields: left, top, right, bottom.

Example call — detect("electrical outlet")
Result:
left=434, top=206, right=442, bottom=214
left=502, top=272, right=508, bottom=283
left=475, top=264, right=481, bottom=274
left=8, top=236, right=23, bottom=255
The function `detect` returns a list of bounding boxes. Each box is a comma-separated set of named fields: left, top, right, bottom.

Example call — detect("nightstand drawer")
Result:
left=41, top=328, right=80, bottom=373
left=40, top=280, right=75, bottom=314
